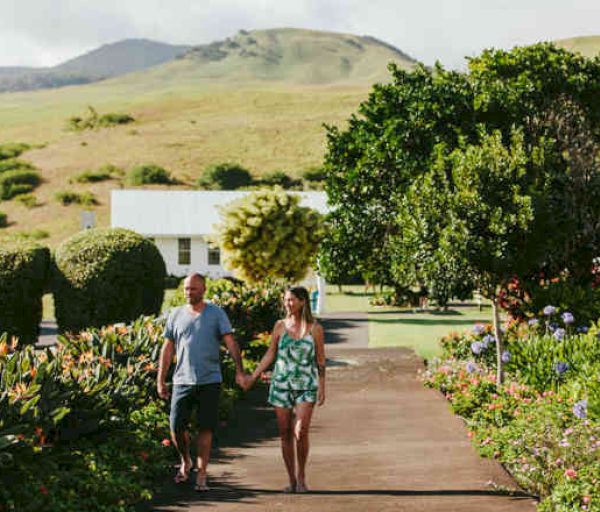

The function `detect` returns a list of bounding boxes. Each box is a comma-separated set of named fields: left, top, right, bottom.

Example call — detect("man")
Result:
left=157, top=273, right=248, bottom=491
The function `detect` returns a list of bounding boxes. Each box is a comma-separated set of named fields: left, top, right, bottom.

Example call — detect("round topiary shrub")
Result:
left=0, top=242, right=51, bottom=344
left=53, top=228, right=166, bottom=332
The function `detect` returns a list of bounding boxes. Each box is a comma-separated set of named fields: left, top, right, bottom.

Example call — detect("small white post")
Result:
left=316, top=274, right=326, bottom=315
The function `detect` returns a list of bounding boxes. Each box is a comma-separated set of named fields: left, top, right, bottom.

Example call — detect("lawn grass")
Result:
left=368, top=304, right=493, bottom=360
left=324, top=284, right=372, bottom=312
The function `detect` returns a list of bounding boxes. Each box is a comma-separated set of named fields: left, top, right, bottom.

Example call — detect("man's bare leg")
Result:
left=171, top=430, right=192, bottom=482
left=194, top=429, right=212, bottom=490
left=294, top=402, right=315, bottom=492
left=274, top=407, right=296, bottom=492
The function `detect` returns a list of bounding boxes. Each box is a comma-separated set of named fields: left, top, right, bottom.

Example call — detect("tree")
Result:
left=214, top=189, right=323, bottom=283
left=321, top=63, right=476, bottom=301
left=323, top=44, right=600, bottom=309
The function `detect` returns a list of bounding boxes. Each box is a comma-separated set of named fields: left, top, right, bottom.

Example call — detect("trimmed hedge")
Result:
left=0, top=242, right=51, bottom=344
left=53, top=228, right=166, bottom=332
left=0, top=211, right=6, bottom=227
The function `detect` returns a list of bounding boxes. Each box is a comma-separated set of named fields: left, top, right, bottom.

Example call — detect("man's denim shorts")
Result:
left=170, top=383, right=221, bottom=432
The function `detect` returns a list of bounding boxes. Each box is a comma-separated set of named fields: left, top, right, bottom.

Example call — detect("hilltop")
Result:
left=555, top=35, right=600, bottom=58
left=0, top=39, right=192, bottom=92
left=0, top=28, right=415, bottom=246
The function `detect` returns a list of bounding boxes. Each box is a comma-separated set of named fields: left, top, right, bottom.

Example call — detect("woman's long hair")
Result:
left=286, top=286, right=315, bottom=337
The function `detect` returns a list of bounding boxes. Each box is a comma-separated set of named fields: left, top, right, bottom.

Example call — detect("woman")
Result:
left=248, top=286, right=326, bottom=493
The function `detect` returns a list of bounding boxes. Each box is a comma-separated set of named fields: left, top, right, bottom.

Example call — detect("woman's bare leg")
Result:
left=274, top=407, right=296, bottom=490
left=294, top=402, right=315, bottom=492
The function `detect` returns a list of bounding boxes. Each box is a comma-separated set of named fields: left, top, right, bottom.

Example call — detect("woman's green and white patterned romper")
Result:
left=268, top=327, right=319, bottom=408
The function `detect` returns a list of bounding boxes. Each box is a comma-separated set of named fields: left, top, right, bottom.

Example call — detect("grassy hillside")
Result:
left=0, top=28, right=417, bottom=247
left=555, top=35, right=600, bottom=58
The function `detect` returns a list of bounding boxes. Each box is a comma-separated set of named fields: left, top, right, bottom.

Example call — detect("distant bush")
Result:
left=0, top=142, right=31, bottom=160
left=127, top=164, right=173, bottom=185
left=67, top=106, right=135, bottom=131
left=55, top=190, right=98, bottom=206
left=0, top=158, right=34, bottom=173
left=0, top=170, right=41, bottom=200
left=0, top=229, right=49, bottom=243
left=197, top=162, right=254, bottom=190
left=73, top=169, right=111, bottom=183
left=0, top=211, right=7, bottom=228
left=260, top=170, right=302, bottom=189
left=0, top=242, right=51, bottom=344
left=53, top=228, right=166, bottom=332
left=302, top=166, right=326, bottom=182
left=15, top=193, right=39, bottom=208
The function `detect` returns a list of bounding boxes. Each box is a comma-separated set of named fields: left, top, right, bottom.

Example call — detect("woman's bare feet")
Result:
left=295, top=482, right=309, bottom=493
left=194, top=471, right=209, bottom=492
left=283, top=483, right=296, bottom=493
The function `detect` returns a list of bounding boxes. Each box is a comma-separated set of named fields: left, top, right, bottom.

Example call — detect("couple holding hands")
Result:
left=157, top=273, right=326, bottom=493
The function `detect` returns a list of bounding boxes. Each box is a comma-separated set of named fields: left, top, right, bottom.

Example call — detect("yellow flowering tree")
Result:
left=215, top=189, right=324, bottom=283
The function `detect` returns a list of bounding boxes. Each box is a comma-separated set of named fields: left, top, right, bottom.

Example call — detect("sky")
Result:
left=1, top=0, right=599, bottom=70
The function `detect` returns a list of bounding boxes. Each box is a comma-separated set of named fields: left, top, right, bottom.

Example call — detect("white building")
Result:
left=110, top=189, right=329, bottom=278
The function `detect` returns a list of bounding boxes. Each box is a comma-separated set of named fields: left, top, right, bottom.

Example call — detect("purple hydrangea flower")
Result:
left=501, top=350, right=512, bottom=363
left=466, top=361, right=477, bottom=374
left=482, top=334, right=495, bottom=348
left=548, top=322, right=558, bottom=332
left=472, top=324, right=485, bottom=335
left=561, top=312, right=574, bottom=325
left=543, top=305, right=557, bottom=316
left=471, top=341, right=484, bottom=355
left=576, top=326, right=589, bottom=334
left=528, top=318, right=539, bottom=327
left=554, top=361, right=569, bottom=375
left=553, top=328, right=566, bottom=341
left=573, top=400, right=588, bottom=419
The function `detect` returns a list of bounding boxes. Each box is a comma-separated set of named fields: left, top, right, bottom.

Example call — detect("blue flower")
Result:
left=528, top=318, right=539, bottom=327
left=573, top=400, right=587, bottom=419
left=501, top=350, right=512, bottom=363
left=548, top=322, right=558, bottom=332
left=561, top=312, right=574, bottom=325
left=543, top=305, right=557, bottom=316
left=482, top=334, right=495, bottom=348
left=471, top=341, right=484, bottom=355
left=472, top=324, right=485, bottom=335
left=554, top=361, right=569, bottom=375
left=466, top=361, right=477, bottom=374
left=553, top=328, right=566, bottom=341
left=576, top=326, right=589, bottom=334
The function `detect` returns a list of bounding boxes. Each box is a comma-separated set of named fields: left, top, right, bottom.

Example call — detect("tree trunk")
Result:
left=491, top=296, right=504, bottom=387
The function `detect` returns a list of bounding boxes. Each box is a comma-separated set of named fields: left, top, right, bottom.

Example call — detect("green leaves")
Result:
left=215, top=189, right=324, bottom=283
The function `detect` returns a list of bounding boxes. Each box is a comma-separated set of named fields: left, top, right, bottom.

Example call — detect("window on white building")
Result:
left=178, top=238, right=191, bottom=265
left=208, top=247, right=221, bottom=266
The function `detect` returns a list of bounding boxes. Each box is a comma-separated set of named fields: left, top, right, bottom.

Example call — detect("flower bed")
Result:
left=422, top=308, right=600, bottom=511
left=0, top=316, right=269, bottom=511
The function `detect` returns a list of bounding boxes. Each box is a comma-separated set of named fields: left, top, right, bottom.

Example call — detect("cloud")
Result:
left=1, top=0, right=599, bottom=68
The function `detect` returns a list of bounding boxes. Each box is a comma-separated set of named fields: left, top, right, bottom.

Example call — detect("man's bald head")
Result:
left=184, top=273, right=206, bottom=305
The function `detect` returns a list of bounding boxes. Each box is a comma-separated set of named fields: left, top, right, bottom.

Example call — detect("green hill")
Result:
left=0, top=39, right=192, bottom=92
left=0, top=28, right=415, bottom=246
left=555, top=35, right=600, bottom=58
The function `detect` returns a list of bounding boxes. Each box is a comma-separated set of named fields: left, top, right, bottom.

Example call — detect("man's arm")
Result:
left=223, top=333, right=247, bottom=387
left=157, top=338, right=174, bottom=399
left=313, top=323, right=326, bottom=406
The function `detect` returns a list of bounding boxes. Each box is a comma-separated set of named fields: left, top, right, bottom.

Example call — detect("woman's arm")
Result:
left=313, top=322, right=326, bottom=406
left=250, top=320, right=284, bottom=384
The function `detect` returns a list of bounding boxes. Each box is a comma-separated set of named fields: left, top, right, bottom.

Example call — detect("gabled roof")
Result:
left=111, top=189, right=329, bottom=236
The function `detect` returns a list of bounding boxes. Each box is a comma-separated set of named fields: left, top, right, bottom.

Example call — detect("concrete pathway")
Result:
left=145, top=313, right=537, bottom=512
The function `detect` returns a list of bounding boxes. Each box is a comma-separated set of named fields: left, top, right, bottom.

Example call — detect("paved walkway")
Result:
left=145, top=313, right=536, bottom=512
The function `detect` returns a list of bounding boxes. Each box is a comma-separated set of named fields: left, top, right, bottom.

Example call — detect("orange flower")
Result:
left=115, top=345, right=123, bottom=353
left=0, top=342, right=8, bottom=357
left=161, top=438, right=171, bottom=447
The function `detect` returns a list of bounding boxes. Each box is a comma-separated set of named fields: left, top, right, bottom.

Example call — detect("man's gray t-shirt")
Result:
left=163, top=303, right=233, bottom=385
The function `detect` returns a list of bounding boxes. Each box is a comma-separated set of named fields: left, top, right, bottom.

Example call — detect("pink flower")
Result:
left=555, top=458, right=563, bottom=466
left=161, top=438, right=171, bottom=447
left=564, top=468, right=577, bottom=479
left=582, top=496, right=591, bottom=504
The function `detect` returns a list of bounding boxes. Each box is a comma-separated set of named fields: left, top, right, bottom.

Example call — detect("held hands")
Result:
left=235, top=371, right=254, bottom=392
